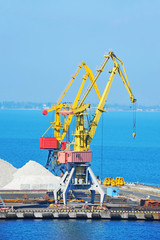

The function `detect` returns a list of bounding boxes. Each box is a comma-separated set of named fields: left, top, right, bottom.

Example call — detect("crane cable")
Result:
left=132, top=102, right=137, bottom=138
left=101, top=112, right=104, bottom=181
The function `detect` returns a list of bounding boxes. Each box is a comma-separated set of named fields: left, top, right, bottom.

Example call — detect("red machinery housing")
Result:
left=40, top=137, right=66, bottom=150
left=40, top=137, right=58, bottom=149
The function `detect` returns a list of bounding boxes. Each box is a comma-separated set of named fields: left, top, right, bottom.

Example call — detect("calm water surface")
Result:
left=0, top=219, right=160, bottom=240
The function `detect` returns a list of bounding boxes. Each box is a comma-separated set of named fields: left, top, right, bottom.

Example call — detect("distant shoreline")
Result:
left=0, top=102, right=159, bottom=112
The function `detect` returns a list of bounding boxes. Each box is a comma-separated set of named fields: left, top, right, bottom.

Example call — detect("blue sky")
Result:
left=0, top=0, right=159, bottom=106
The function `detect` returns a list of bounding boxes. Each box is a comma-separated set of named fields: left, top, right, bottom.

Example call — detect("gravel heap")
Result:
left=0, top=159, right=17, bottom=189
left=2, top=160, right=60, bottom=190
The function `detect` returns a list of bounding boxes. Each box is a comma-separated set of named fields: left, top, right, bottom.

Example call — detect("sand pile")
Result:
left=2, top=160, right=60, bottom=190
left=0, top=159, right=17, bottom=189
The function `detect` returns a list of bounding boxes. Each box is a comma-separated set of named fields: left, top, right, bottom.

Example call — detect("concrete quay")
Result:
left=0, top=209, right=160, bottom=221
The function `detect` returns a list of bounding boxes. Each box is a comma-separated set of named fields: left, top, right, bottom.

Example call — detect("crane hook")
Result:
left=132, top=132, right=136, bottom=138
left=132, top=102, right=136, bottom=139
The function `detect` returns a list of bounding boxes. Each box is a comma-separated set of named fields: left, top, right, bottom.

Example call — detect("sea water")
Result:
left=0, top=219, right=160, bottom=240
left=0, top=110, right=160, bottom=239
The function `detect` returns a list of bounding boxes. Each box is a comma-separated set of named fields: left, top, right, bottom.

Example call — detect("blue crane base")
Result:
left=53, top=163, right=105, bottom=206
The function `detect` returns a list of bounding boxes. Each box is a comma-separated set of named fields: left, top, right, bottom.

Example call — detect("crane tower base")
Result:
left=54, top=163, right=105, bottom=205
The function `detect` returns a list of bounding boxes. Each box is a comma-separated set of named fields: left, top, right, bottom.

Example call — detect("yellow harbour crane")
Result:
left=40, top=51, right=136, bottom=205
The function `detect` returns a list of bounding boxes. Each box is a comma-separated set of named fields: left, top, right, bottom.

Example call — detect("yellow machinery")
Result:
left=103, top=177, right=125, bottom=186
left=103, top=177, right=114, bottom=186
left=115, top=177, right=125, bottom=186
